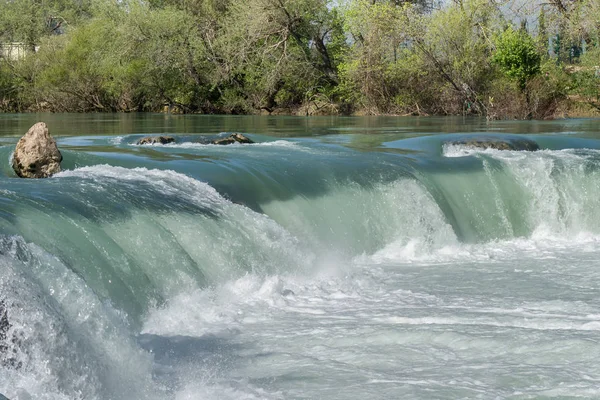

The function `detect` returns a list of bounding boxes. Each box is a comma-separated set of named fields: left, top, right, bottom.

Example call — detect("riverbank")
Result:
left=3, top=88, right=598, bottom=120
left=265, top=97, right=600, bottom=120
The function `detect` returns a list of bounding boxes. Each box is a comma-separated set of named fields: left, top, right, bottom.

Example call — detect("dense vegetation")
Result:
left=0, top=0, right=598, bottom=118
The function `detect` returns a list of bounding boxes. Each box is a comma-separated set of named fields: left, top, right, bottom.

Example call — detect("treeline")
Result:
left=0, top=0, right=598, bottom=119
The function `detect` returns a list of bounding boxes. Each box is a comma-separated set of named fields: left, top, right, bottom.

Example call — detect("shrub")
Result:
left=492, top=27, right=541, bottom=90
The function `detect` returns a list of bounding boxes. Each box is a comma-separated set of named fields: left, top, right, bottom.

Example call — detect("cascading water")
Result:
left=1, top=115, right=600, bottom=399
left=440, top=145, right=600, bottom=240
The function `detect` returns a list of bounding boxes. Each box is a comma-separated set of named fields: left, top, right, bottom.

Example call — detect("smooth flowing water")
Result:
left=1, top=114, right=600, bottom=399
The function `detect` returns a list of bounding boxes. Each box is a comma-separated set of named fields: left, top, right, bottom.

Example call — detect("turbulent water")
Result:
left=1, top=114, right=600, bottom=399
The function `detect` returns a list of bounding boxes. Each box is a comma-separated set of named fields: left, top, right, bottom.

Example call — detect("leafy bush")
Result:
left=492, top=27, right=541, bottom=90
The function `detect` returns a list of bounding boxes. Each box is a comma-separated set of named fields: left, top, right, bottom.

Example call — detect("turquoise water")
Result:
left=1, top=114, right=600, bottom=399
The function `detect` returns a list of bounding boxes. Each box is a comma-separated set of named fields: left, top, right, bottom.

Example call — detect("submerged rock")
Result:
left=12, top=122, right=62, bottom=178
left=136, top=136, right=176, bottom=145
left=212, top=133, right=254, bottom=145
left=137, top=133, right=253, bottom=146
left=448, top=138, right=539, bottom=151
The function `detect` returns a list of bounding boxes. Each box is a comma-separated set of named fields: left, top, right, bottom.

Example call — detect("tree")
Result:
left=0, top=0, right=98, bottom=49
left=493, top=27, right=541, bottom=90
left=341, top=0, right=403, bottom=112
left=538, top=6, right=548, bottom=55
left=411, top=0, right=498, bottom=115
left=216, top=0, right=344, bottom=112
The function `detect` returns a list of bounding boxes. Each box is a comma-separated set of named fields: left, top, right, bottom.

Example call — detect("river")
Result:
left=0, top=114, right=600, bottom=399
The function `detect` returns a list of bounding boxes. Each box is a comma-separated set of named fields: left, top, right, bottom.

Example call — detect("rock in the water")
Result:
left=449, top=138, right=539, bottom=151
left=212, top=133, right=254, bottom=145
left=137, top=136, right=176, bottom=145
left=12, top=122, right=62, bottom=178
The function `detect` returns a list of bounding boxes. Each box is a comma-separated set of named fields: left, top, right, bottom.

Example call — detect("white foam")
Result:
left=367, top=232, right=600, bottom=265
left=442, top=143, right=488, bottom=157
left=375, top=315, right=600, bottom=332
left=0, top=237, right=158, bottom=400
left=441, top=143, right=538, bottom=157
left=56, top=165, right=227, bottom=206
left=110, top=136, right=124, bottom=145
left=174, top=383, right=283, bottom=400
left=142, top=274, right=293, bottom=337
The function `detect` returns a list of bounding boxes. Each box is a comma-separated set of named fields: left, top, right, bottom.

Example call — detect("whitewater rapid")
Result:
left=2, top=127, right=600, bottom=399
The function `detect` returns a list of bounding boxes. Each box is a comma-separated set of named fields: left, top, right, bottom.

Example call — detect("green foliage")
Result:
left=0, top=0, right=592, bottom=118
left=493, top=27, right=541, bottom=90
left=0, top=62, right=20, bottom=110
left=0, top=0, right=100, bottom=46
left=31, top=19, right=122, bottom=111
left=339, top=0, right=500, bottom=115
left=570, top=48, right=600, bottom=102
left=341, top=0, right=413, bottom=112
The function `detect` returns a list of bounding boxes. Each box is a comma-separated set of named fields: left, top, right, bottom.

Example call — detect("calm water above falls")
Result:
left=1, top=114, right=600, bottom=399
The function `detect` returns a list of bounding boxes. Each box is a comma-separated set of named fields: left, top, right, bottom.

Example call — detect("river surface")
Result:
left=1, top=114, right=600, bottom=399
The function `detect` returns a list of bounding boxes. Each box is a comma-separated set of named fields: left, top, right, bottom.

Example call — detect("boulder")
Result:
left=449, top=138, right=539, bottom=151
left=12, top=122, right=62, bottom=178
left=136, top=136, right=176, bottom=145
left=212, top=133, right=254, bottom=145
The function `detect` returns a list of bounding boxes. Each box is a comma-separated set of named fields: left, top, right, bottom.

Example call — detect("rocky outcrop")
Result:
left=136, top=136, right=176, bottom=145
left=212, top=133, right=254, bottom=145
left=136, top=133, right=253, bottom=146
left=12, top=122, right=62, bottom=178
left=448, top=138, right=539, bottom=151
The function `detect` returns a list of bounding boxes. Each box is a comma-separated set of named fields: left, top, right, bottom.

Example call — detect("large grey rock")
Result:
left=136, top=136, right=176, bottom=145
left=212, top=133, right=254, bottom=145
left=12, top=122, right=62, bottom=178
left=449, top=138, right=539, bottom=151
